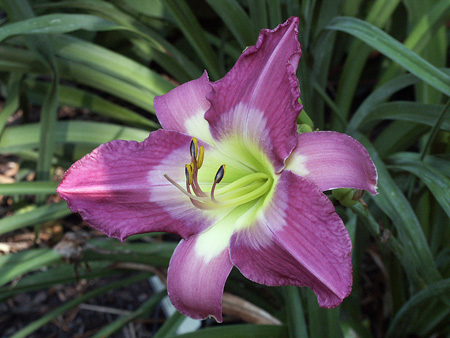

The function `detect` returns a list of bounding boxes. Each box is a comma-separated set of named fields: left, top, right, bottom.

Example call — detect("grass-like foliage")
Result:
left=0, top=0, right=449, bottom=337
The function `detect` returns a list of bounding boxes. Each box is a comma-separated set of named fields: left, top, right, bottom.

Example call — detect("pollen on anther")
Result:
left=197, top=146, right=205, bottom=169
left=190, top=138, right=199, bottom=159
left=185, top=163, right=194, bottom=185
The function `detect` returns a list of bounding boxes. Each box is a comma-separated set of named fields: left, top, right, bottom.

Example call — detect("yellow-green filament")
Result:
left=215, top=173, right=268, bottom=195
left=212, top=177, right=273, bottom=207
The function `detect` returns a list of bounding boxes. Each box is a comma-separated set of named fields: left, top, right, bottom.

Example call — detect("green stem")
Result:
left=350, top=203, right=425, bottom=290
left=283, top=286, right=309, bottom=338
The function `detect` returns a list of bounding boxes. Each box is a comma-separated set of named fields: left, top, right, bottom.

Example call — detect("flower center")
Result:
left=164, top=138, right=273, bottom=210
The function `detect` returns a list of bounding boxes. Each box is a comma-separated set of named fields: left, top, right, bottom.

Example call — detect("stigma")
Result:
left=164, top=138, right=273, bottom=210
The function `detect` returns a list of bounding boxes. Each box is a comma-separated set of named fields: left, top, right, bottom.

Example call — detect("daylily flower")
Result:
left=57, top=17, right=377, bottom=322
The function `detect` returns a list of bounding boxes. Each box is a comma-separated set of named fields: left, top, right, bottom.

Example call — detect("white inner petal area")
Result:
left=214, top=103, right=272, bottom=172
left=185, top=112, right=215, bottom=145
left=285, top=153, right=309, bottom=176
left=194, top=212, right=236, bottom=263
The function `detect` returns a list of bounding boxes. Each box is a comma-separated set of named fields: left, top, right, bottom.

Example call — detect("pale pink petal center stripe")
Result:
left=167, top=236, right=233, bottom=322
left=286, top=131, right=378, bottom=194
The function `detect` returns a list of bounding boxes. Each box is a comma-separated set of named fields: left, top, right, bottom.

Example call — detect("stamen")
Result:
left=185, top=163, right=194, bottom=185
left=190, top=137, right=198, bottom=159
left=215, top=165, right=226, bottom=184
left=197, top=146, right=204, bottom=169
left=164, top=174, right=209, bottom=202
left=211, top=165, right=225, bottom=203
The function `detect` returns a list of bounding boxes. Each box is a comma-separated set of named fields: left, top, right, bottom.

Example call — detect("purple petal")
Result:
left=286, top=131, right=378, bottom=194
left=167, top=233, right=233, bottom=322
left=230, top=171, right=352, bottom=308
left=205, top=17, right=302, bottom=172
left=57, top=130, right=225, bottom=241
left=154, top=71, right=214, bottom=143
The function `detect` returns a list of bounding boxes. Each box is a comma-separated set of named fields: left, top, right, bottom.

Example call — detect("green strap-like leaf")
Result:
left=205, top=0, right=254, bottom=49
left=354, top=134, right=441, bottom=285
left=0, top=202, right=71, bottom=235
left=0, top=248, right=61, bottom=287
left=0, top=13, right=120, bottom=42
left=0, top=181, right=59, bottom=195
left=284, top=286, right=308, bottom=338
left=164, top=325, right=287, bottom=338
left=0, top=121, right=150, bottom=154
left=0, top=71, right=23, bottom=137
left=379, top=0, right=450, bottom=85
left=164, top=0, right=220, bottom=79
left=26, top=79, right=159, bottom=129
left=91, top=290, right=167, bottom=338
left=389, top=157, right=450, bottom=219
left=358, top=101, right=450, bottom=131
left=152, top=311, right=187, bottom=338
left=348, top=74, right=418, bottom=132
left=387, top=279, right=450, bottom=338
left=326, top=17, right=450, bottom=97
left=10, top=274, right=150, bottom=338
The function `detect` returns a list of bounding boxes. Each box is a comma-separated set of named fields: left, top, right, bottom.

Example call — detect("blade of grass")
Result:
left=326, top=17, right=450, bottom=97
left=3, top=0, right=60, bottom=185
left=0, top=71, right=23, bottom=137
left=388, top=157, right=450, bottom=218
left=91, top=290, right=167, bottom=338
left=354, top=135, right=441, bottom=285
left=164, top=0, right=220, bottom=79
left=205, top=0, right=254, bottom=49
left=0, top=121, right=150, bottom=154
left=350, top=203, right=422, bottom=287
left=152, top=311, right=187, bottom=338
left=307, top=289, right=343, bottom=338
left=347, top=74, right=418, bottom=132
left=0, top=202, right=71, bottom=235
left=0, top=181, right=58, bottom=195
left=283, top=286, right=308, bottom=338
left=34, top=0, right=202, bottom=80
left=420, top=99, right=450, bottom=160
left=0, top=248, right=61, bottom=287
left=334, top=0, right=402, bottom=118
left=373, top=121, right=428, bottom=159
left=51, top=34, right=175, bottom=96
left=248, top=0, right=268, bottom=36
left=266, top=0, right=282, bottom=28
left=83, top=240, right=176, bottom=267
left=379, top=0, right=450, bottom=85
left=10, top=274, right=150, bottom=338
left=387, top=278, right=450, bottom=338
left=358, top=102, right=450, bottom=131
left=0, top=13, right=121, bottom=42
left=163, top=325, right=287, bottom=338
left=26, top=79, right=159, bottom=129
left=304, top=0, right=341, bottom=130
left=0, top=44, right=158, bottom=112
left=0, top=262, right=117, bottom=300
